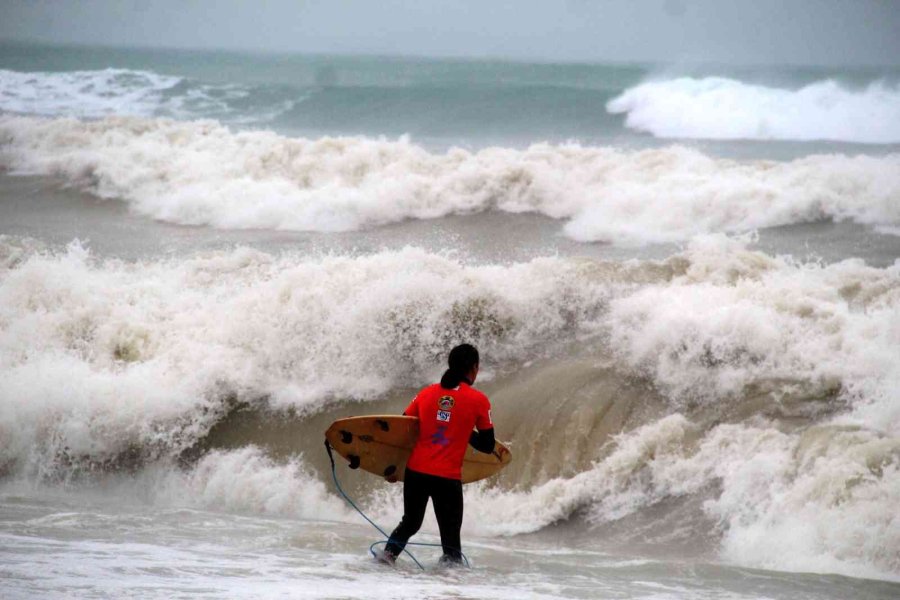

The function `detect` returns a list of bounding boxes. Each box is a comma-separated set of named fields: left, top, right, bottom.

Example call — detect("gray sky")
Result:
left=2, top=0, right=899, bottom=66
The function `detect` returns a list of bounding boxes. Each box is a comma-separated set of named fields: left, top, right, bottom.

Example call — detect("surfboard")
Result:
left=324, top=415, right=511, bottom=484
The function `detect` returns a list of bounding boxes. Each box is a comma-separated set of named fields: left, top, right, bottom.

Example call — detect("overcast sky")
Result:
left=2, top=0, right=899, bottom=66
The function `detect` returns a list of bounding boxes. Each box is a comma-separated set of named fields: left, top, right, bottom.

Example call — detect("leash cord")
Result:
left=323, top=440, right=470, bottom=569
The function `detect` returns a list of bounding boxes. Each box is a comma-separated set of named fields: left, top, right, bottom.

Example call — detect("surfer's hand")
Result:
left=494, top=444, right=512, bottom=461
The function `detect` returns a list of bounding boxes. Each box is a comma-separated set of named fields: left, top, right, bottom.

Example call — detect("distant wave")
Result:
left=0, top=68, right=295, bottom=122
left=0, top=68, right=180, bottom=118
left=607, top=77, right=900, bottom=144
left=2, top=115, right=898, bottom=245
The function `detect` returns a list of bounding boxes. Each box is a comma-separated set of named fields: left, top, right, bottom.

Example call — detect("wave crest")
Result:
left=608, top=77, right=900, bottom=144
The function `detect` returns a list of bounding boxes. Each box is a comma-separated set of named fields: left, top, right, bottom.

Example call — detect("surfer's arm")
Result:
left=402, top=393, right=420, bottom=417
left=469, top=427, right=495, bottom=453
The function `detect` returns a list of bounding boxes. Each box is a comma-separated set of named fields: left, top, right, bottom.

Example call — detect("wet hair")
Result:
left=440, top=344, right=479, bottom=389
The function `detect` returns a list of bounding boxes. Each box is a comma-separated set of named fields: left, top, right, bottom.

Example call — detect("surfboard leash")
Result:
left=323, top=440, right=470, bottom=570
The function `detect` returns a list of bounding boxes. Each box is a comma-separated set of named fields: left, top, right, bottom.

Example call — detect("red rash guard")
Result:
left=403, top=382, right=493, bottom=480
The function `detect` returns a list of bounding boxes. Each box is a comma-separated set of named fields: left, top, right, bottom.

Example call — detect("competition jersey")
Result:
left=403, top=382, right=493, bottom=480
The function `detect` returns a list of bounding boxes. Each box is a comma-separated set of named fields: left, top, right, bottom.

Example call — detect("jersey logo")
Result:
left=437, top=410, right=451, bottom=422
left=438, top=396, right=454, bottom=410
left=430, top=425, right=450, bottom=447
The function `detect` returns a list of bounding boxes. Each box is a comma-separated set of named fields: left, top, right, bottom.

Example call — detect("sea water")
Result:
left=1, top=41, right=899, bottom=599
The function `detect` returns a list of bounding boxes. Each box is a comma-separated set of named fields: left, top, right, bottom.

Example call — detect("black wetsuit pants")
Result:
left=384, top=468, right=463, bottom=562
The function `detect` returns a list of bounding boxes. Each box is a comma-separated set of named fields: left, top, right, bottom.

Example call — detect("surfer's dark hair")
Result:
left=440, top=344, right=479, bottom=389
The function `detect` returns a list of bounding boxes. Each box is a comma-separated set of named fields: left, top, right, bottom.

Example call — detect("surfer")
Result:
left=377, top=343, right=495, bottom=567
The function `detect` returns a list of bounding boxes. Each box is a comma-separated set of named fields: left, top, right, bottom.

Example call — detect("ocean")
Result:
left=1, top=40, right=899, bottom=599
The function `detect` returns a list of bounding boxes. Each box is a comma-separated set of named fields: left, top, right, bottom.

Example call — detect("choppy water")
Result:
left=1, top=41, right=899, bottom=599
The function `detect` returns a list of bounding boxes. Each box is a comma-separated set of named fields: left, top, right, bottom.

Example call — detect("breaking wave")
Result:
left=1, top=235, right=898, bottom=579
left=608, top=77, right=900, bottom=144
left=1, top=115, right=899, bottom=244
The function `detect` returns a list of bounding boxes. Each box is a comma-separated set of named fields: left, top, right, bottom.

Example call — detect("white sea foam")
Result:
left=458, top=416, right=900, bottom=581
left=607, top=234, right=900, bottom=433
left=159, top=447, right=352, bottom=521
left=0, top=69, right=288, bottom=122
left=0, top=68, right=183, bottom=118
left=2, top=115, right=899, bottom=244
left=1, top=236, right=897, bottom=467
left=608, top=77, right=900, bottom=144
left=0, top=239, right=613, bottom=475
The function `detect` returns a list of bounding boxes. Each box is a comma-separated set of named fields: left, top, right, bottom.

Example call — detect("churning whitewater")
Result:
left=1, top=234, right=898, bottom=581
left=608, top=77, right=900, bottom=144
left=2, top=115, right=899, bottom=244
